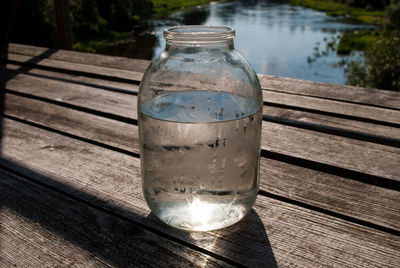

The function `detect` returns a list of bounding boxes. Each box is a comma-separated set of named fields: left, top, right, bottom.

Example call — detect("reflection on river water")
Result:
left=100, top=0, right=375, bottom=84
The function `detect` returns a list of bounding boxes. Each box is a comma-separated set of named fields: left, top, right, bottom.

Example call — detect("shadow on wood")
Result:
left=147, top=209, right=278, bottom=267
left=0, top=157, right=277, bottom=267
left=0, top=159, right=229, bottom=267
left=0, top=46, right=57, bottom=152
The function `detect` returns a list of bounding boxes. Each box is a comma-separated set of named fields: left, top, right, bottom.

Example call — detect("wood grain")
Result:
left=264, top=105, right=400, bottom=141
left=260, top=158, right=400, bottom=231
left=261, top=121, right=400, bottom=181
left=5, top=62, right=139, bottom=94
left=3, top=93, right=400, bottom=231
left=263, top=90, right=400, bottom=126
left=5, top=51, right=144, bottom=83
left=1, top=117, right=399, bottom=267
left=2, top=43, right=400, bottom=267
left=3, top=71, right=139, bottom=120
left=258, top=74, right=400, bottom=110
left=8, top=43, right=150, bottom=73
left=0, top=169, right=232, bottom=268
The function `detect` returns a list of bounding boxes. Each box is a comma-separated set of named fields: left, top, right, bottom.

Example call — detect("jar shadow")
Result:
left=146, top=209, right=277, bottom=267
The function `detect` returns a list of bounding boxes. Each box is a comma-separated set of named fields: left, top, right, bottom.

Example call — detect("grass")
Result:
left=72, top=31, right=131, bottom=53
left=290, top=0, right=385, bottom=25
left=337, top=30, right=384, bottom=54
left=152, top=0, right=219, bottom=17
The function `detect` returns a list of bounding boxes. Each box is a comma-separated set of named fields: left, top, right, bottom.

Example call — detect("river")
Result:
left=98, top=0, right=375, bottom=84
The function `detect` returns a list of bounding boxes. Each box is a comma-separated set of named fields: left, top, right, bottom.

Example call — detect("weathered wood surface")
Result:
left=1, top=118, right=399, bottom=267
left=1, top=43, right=400, bottom=267
left=3, top=68, right=399, bottom=181
left=0, top=169, right=232, bottom=268
left=3, top=93, right=400, bottom=231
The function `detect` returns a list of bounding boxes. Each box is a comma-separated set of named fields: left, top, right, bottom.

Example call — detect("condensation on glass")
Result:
left=138, top=25, right=263, bottom=231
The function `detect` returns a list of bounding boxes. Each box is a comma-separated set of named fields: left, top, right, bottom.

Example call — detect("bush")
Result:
left=345, top=32, right=400, bottom=90
left=95, top=0, right=153, bottom=31
left=70, top=0, right=107, bottom=40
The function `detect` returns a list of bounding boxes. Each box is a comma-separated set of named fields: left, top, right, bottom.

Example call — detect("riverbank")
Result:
left=290, top=0, right=386, bottom=54
left=152, top=0, right=221, bottom=17
left=290, top=0, right=385, bottom=25
left=290, top=0, right=400, bottom=90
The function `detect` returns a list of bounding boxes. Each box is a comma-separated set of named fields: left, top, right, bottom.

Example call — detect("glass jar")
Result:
left=138, top=25, right=263, bottom=231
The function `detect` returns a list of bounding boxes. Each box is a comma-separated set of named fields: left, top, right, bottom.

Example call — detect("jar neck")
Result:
left=163, top=25, right=235, bottom=51
left=166, top=40, right=234, bottom=51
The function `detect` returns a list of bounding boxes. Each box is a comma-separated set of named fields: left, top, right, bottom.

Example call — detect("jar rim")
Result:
left=164, top=25, right=235, bottom=45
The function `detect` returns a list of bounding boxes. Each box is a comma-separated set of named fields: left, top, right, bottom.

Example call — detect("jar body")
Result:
left=138, top=26, right=263, bottom=231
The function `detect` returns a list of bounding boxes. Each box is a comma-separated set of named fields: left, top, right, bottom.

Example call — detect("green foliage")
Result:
left=152, top=0, right=214, bottom=12
left=96, top=0, right=153, bottom=31
left=3, top=0, right=216, bottom=50
left=70, top=0, right=107, bottom=40
left=290, top=0, right=385, bottom=25
left=337, top=30, right=383, bottom=54
left=345, top=32, right=400, bottom=90
left=345, top=60, right=368, bottom=87
left=72, top=31, right=130, bottom=52
left=290, top=0, right=348, bottom=13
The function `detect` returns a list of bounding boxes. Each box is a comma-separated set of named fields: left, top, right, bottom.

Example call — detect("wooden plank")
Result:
left=5, top=52, right=144, bottom=83
left=4, top=93, right=138, bottom=152
left=0, top=169, right=232, bottom=268
left=261, top=121, right=400, bottom=181
left=263, top=90, right=400, bottom=126
left=259, top=74, right=400, bottom=110
left=3, top=71, right=139, bottom=120
left=3, top=73, right=399, bottom=181
left=264, top=105, right=400, bottom=141
left=4, top=93, right=400, bottom=231
left=1, top=117, right=400, bottom=267
left=261, top=158, right=400, bottom=231
left=5, top=62, right=138, bottom=94
left=7, top=43, right=400, bottom=109
left=8, top=43, right=150, bottom=73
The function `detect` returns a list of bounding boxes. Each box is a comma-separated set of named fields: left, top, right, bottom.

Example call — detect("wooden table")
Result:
left=1, top=43, right=399, bottom=267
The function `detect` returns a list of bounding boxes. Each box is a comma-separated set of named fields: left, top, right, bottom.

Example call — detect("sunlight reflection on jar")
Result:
left=189, top=197, right=216, bottom=231
left=185, top=196, right=246, bottom=232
